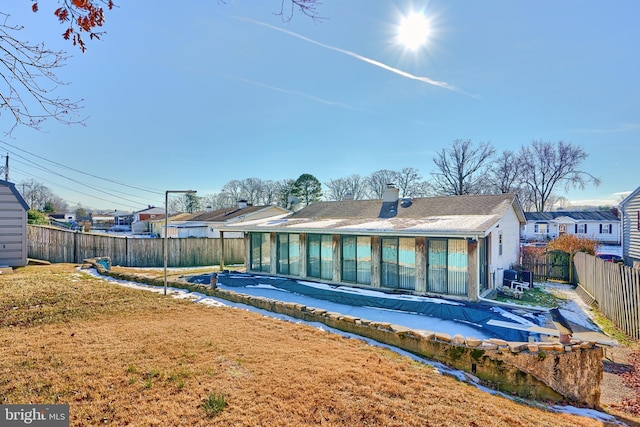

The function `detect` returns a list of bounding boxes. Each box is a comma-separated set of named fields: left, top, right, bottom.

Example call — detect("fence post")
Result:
left=73, top=230, right=78, bottom=264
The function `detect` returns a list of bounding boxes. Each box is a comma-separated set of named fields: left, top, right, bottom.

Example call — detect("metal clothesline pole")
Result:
left=164, top=190, right=196, bottom=295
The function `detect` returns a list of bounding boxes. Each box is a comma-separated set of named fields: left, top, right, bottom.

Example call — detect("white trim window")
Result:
left=600, top=224, right=613, bottom=234
left=534, top=223, right=548, bottom=235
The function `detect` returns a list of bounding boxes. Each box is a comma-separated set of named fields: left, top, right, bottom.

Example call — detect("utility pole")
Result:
left=0, top=153, right=7, bottom=181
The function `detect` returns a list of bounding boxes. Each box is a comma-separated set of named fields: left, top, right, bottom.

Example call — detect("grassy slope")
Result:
left=0, top=264, right=614, bottom=426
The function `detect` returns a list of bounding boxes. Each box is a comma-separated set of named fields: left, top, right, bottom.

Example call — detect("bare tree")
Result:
left=519, top=140, right=600, bottom=212
left=366, top=169, right=397, bottom=199
left=260, top=180, right=279, bottom=205
left=46, top=194, right=68, bottom=213
left=487, top=150, right=521, bottom=194
left=241, top=177, right=265, bottom=205
left=276, top=0, right=325, bottom=22
left=393, top=167, right=431, bottom=198
left=430, top=139, right=496, bottom=195
left=19, top=178, right=53, bottom=210
left=343, top=174, right=368, bottom=200
left=324, top=174, right=368, bottom=201
left=221, top=180, right=244, bottom=204
left=324, top=177, right=351, bottom=201
left=202, top=192, right=234, bottom=210
left=0, top=13, right=83, bottom=134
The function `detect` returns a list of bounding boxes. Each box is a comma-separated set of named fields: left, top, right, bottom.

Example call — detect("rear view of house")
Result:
left=222, top=185, right=526, bottom=302
left=0, top=180, right=29, bottom=267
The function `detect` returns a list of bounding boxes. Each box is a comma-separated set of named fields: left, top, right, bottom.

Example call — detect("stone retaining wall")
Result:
left=86, top=260, right=603, bottom=408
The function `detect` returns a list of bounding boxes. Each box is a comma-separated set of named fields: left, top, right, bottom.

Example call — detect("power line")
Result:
left=0, top=140, right=164, bottom=195
left=10, top=165, right=159, bottom=210
left=8, top=153, right=155, bottom=207
left=9, top=155, right=160, bottom=206
left=0, top=140, right=168, bottom=210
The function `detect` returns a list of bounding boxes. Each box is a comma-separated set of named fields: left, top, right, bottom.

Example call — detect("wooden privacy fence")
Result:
left=27, top=225, right=245, bottom=268
left=574, top=251, right=640, bottom=340
left=521, top=250, right=571, bottom=283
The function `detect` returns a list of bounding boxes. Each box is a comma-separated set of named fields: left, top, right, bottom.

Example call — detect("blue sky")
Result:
left=2, top=1, right=638, bottom=211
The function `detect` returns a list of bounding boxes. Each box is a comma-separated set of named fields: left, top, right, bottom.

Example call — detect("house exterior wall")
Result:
left=491, top=207, right=522, bottom=287
left=0, top=182, right=28, bottom=267
left=234, top=195, right=524, bottom=302
left=246, top=231, right=489, bottom=301
left=521, top=219, right=620, bottom=244
left=521, top=221, right=559, bottom=241
left=621, top=189, right=640, bottom=267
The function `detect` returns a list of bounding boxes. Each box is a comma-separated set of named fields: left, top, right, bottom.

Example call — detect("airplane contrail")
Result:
left=237, top=16, right=464, bottom=94
left=232, top=76, right=359, bottom=110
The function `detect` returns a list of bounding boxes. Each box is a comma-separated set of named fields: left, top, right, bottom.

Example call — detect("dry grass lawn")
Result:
left=0, top=264, right=621, bottom=426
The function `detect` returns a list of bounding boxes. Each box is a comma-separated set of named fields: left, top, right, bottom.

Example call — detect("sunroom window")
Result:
left=341, top=235, right=371, bottom=285
left=307, top=234, right=333, bottom=280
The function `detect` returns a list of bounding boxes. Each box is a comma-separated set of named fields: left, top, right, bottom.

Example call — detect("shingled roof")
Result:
left=187, top=205, right=273, bottom=222
left=524, top=211, right=619, bottom=222
left=221, top=193, right=524, bottom=237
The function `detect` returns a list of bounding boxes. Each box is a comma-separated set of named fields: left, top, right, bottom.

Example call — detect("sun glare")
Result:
left=397, top=12, right=431, bottom=50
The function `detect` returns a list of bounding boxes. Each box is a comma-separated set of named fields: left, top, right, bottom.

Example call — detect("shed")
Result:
left=0, top=180, right=30, bottom=267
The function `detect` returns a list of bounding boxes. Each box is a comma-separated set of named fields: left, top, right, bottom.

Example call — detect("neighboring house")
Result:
left=221, top=185, right=526, bottom=302
left=114, top=211, right=133, bottom=228
left=0, top=180, right=29, bottom=267
left=50, top=212, right=76, bottom=222
left=90, top=212, right=115, bottom=231
left=521, top=211, right=620, bottom=245
left=148, top=212, right=194, bottom=238
left=620, top=187, right=640, bottom=267
left=132, top=206, right=166, bottom=235
left=170, top=201, right=290, bottom=238
left=48, top=212, right=79, bottom=230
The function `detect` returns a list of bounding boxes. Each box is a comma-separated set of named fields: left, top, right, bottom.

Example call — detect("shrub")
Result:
left=546, top=234, right=598, bottom=255
left=203, top=392, right=227, bottom=417
left=27, top=209, right=48, bottom=225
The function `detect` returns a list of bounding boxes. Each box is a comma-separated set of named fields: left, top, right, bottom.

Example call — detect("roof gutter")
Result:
left=219, top=225, right=485, bottom=239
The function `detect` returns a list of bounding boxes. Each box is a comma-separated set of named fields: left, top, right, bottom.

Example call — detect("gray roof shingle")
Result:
left=222, top=194, right=523, bottom=236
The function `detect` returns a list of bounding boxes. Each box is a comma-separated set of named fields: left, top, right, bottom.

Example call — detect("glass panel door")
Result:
left=381, top=237, right=398, bottom=288
left=342, top=236, right=357, bottom=282
left=447, top=239, right=467, bottom=295
left=428, top=239, right=447, bottom=293
left=398, top=237, right=415, bottom=290
left=356, top=236, right=371, bottom=285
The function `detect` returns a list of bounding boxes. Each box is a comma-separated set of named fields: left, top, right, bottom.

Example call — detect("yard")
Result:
left=0, top=264, right=636, bottom=426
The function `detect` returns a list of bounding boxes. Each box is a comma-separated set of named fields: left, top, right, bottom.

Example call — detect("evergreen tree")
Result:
left=292, top=174, right=322, bottom=206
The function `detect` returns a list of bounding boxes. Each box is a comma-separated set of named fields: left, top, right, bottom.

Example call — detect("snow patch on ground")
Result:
left=537, top=282, right=600, bottom=331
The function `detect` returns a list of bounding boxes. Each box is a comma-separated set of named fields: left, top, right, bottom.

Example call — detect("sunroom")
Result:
left=222, top=188, right=525, bottom=302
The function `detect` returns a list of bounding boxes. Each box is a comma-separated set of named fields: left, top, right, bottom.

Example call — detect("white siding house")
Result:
left=620, top=187, right=640, bottom=267
left=521, top=211, right=620, bottom=245
left=0, top=180, right=29, bottom=267
left=171, top=202, right=290, bottom=239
